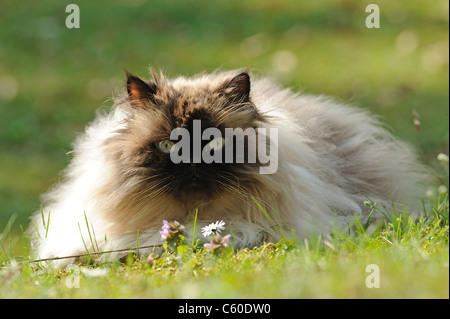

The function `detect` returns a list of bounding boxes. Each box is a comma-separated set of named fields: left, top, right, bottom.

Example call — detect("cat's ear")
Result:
left=222, top=72, right=251, bottom=103
left=126, top=71, right=157, bottom=103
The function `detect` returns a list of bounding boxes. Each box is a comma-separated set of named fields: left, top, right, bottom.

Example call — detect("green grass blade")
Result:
left=31, top=220, right=41, bottom=240
left=252, top=197, right=282, bottom=237
left=78, top=222, right=90, bottom=256
left=91, top=222, right=100, bottom=252
left=84, top=212, right=96, bottom=253
left=192, top=208, right=198, bottom=248
left=40, top=205, right=46, bottom=230
left=45, top=211, right=51, bottom=239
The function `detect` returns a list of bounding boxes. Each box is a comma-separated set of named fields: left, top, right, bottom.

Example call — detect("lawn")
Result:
left=0, top=0, right=448, bottom=299
left=0, top=194, right=448, bottom=299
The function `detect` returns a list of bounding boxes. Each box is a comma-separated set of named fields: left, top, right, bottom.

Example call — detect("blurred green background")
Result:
left=0, top=0, right=448, bottom=231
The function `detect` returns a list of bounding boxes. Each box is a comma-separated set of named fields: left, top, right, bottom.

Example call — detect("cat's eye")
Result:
left=157, top=140, right=175, bottom=153
left=207, top=137, right=225, bottom=151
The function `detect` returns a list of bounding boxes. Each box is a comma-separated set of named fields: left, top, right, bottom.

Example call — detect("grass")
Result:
left=0, top=191, right=448, bottom=299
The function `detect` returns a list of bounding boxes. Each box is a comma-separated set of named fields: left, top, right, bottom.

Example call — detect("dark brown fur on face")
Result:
left=103, top=70, right=264, bottom=208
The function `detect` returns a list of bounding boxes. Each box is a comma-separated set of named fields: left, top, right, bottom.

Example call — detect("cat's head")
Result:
left=105, top=69, right=269, bottom=205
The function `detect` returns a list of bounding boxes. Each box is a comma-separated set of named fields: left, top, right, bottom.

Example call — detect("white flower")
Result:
left=364, top=200, right=374, bottom=208
left=437, top=153, right=449, bottom=163
left=438, top=185, right=448, bottom=194
left=426, top=189, right=435, bottom=199
left=201, top=220, right=226, bottom=237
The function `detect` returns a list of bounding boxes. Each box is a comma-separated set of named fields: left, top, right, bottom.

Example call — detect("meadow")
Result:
left=0, top=197, right=448, bottom=299
left=0, top=0, right=448, bottom=299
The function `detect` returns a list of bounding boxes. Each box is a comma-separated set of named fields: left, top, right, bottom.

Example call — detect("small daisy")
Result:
left=201, top=220, right=226, bottom=238
left=438, top=185, right=448, bottom=194
left=437, top=153, right=449, bottom=164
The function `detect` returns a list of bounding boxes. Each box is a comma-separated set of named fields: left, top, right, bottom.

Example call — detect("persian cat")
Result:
left=29, top=68, right=428, bottom=265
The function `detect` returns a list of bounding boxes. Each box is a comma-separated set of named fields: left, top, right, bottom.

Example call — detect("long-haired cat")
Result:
left=29, top=68, right=429, bottom=265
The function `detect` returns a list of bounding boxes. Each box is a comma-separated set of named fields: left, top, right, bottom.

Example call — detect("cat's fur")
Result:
left=28, top=69, right=429, bottom=266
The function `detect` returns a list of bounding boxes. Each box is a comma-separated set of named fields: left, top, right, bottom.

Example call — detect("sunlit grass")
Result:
left=0, top=191, right=448, bottom=298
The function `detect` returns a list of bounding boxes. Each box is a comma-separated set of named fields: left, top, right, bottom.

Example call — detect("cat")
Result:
left=28, top=68, right=430, bottom=266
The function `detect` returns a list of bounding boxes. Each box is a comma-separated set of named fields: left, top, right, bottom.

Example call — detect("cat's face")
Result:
left=107, top=70, right=265, bottom=204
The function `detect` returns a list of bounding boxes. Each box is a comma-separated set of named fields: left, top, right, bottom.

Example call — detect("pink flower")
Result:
left=146, top=255, right=154, bottom=266
left=160, top=220, right=185, bottom=241
left=204, top=234, right=231, bottom=252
